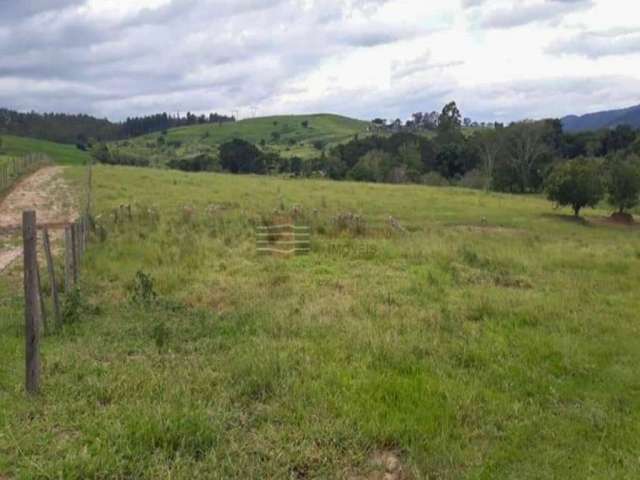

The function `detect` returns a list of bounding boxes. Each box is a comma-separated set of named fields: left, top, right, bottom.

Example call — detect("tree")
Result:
left=89, top=142, right=111, bottom=164
left=219, top=139, right=265, bottom=174
left=397, top=141, right=422, bottom=181
left=601, top=125, right=636, bottom=154
left=546, top=159, right=604, bottom=217
left=503, top=121, right=551, bottom=192
left=437, top=101, right=462, bottom=143
left=472, top=129, right=502, bottom=190
left=349, top=150, right=392, bottom=182
left=606, top=155, right=640, bottom=214
left=0, top=135, right=3, bottom=152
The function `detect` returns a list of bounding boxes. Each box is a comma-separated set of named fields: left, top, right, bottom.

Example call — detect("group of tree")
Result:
left=546, top=154, right=640, bottom=218
left=372, top=110, right=498, bottom=133
left=0, top=108, right=234, bottom=145
left=121, top=112, right=234, bottom=138
left=82, top=99, right=640, bottom=218
left=205, top=101, right=640, bottom=218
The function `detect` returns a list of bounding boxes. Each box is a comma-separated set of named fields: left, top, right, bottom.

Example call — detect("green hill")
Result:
left=0, top=134, right=90, bottom=165
left=110, top=114, right=371, bottom=166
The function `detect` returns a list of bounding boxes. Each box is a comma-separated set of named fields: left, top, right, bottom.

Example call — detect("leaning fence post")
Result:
left=36, top=259, right=48, bottom=334
left=23, top=211, right=41, bottom=394
left=43, top=228, right=62, bottom=330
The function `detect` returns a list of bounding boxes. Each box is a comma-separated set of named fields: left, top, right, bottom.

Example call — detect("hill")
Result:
left=109, top=113, right=371, bottom=165
left=0, top=134, right=90, bottom=165
left=562, top=104, right=640, bottom=133
left=2, top=165, right=640, bottom=478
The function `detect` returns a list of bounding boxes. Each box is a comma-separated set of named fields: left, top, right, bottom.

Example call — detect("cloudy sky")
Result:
left=1, top=0, right=639, bottom=122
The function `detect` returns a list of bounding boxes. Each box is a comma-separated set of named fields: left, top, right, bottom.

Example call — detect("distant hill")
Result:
left=0, top=134, right=90, bottom=165
left=562, top=104, right=640, bottom=133
left=110, top=114, right=371, bottom=165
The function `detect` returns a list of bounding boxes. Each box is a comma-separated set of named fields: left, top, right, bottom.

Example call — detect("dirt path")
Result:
left=0, top=167, right=77, bottom=272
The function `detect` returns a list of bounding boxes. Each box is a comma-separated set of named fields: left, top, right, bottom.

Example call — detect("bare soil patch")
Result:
left=0, top=166, right=77, bottom=272
left=0, top=166, right=77, bottom=229
left=350, top=451, right=408, bottom=480
left=609, top=212, right=635, bottom=225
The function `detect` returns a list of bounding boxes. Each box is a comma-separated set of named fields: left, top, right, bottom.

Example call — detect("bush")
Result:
left=167, top=154, right=216, bottom=172
left=348, top=150, right=392, bottom=182
left=546, top=158, right=604, bottom=217
left=109, top=151, right=150, bottom=167
left=420, top=171, right=450, bottom=187
left=459, top=169, right=487, bottom=190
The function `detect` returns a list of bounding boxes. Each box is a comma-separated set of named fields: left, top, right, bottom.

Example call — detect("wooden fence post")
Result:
left=64, top=226, right=73, bottom=291
left=23, top=211, right=41, bottom=394
left=43, top=228, right=62, bottom=330
left=71, top=222, right=78, bottom=284
left=36, top=261, right=48, bottom=334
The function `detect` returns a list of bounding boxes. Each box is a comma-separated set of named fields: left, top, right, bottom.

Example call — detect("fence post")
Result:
left=71, top=223, right=78, bottom=284
left=43, top=228, right=62, bottom=330
left=64, top=226, right=73, bottom=291
left=71, top=222, right=80, bottom=284
left=36, top=260, right=48, bottom=334
left=23, top=211, right=41, bottom=394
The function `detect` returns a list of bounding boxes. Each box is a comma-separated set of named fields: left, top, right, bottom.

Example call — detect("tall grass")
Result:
left=1, top=165, right=639, bottom=478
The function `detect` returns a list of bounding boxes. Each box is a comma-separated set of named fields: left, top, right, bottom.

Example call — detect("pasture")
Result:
left=110, top=114, right=371, bottom=164
left=0, top=135, right=90, bottom=166
left=1, top=165, right=640, bottom=478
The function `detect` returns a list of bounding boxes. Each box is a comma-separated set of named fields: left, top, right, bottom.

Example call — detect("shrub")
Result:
left=546, top=158, right=604, bottom=217
left=459, top=169, right=487, bottom=190
left=167, top=154, right=215, bottom=172
left=312, top=140, right=326, bottom=150
left=420, top=171, right=450, bottom=187
left=130, top=270, right=157, bottom=305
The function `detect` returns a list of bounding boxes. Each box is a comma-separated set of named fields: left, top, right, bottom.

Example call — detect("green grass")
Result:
left=1, top=166, right=640, bottom=478
left=0, top=134, right=90, bottom=165
left=111, top=114, right=371, bottom=165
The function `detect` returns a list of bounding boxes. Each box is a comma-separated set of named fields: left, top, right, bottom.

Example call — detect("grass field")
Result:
left=0, top=134, right=90, bottom=165
left=111, top=114, right=371, bottom=165
left=1, top=166, right=640, bottom=478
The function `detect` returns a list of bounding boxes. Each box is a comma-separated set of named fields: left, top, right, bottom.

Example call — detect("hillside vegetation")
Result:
left=562, top=104, right=640, bottom=133
left=109, top=114, right=370, bottom=165
left=1, top=165, right=640, bottom=478
left=0, top=134, right=90, bottom=165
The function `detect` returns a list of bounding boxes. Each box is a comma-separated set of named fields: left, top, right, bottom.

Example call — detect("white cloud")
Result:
left=0, top=0, right=638, bottom=122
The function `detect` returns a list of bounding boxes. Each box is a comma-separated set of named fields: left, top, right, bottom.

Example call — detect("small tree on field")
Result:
left=607, top=155, right=640, bottom=214
left=546, top=159, right=604, bottom=217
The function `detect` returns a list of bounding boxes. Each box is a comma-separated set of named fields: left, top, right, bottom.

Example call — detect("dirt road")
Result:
left=0, top=167, right=77, bottom=272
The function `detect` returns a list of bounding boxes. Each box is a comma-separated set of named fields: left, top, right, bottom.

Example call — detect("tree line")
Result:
left=199, top=101, right=640, bottom=217
left=0, top=108, right=234, bottom=145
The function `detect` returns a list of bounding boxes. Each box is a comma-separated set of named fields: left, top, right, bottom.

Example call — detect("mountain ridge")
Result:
left=561, top=104, right=640, bottom=133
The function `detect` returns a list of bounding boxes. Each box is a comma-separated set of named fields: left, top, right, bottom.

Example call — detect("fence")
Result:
left=19, top=158, right=93, bottom=394
left=0, top=153, right=51, bottom=193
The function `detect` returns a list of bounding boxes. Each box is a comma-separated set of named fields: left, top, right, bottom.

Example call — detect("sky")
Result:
left=0, top=0, right=639, bottom=123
